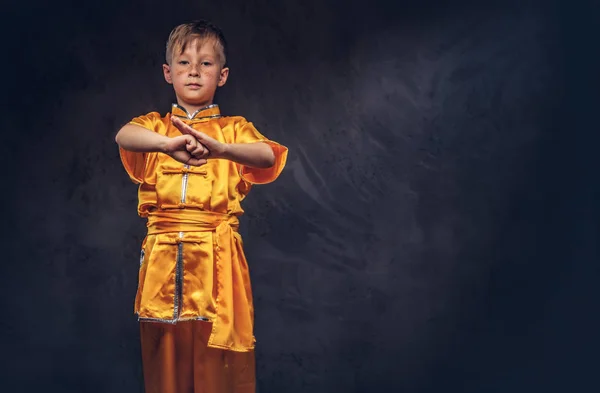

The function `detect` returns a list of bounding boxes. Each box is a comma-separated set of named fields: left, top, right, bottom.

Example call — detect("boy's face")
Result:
left=163, top=37, right=229, bottom=110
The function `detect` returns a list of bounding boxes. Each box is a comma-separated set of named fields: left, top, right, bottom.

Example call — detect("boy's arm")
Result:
left=115, top=124, right=171, bottom=153
left=115, top=124, right=209, bottom=166
left=171, top=117, right=275, bottom=168
left=221, top=142, right=275, bottom=168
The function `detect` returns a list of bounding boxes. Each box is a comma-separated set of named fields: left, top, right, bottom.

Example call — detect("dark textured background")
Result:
left=2, top=0, right=599, bottom=392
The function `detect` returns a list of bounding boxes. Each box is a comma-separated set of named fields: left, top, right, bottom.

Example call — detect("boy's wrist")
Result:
left=158, top=136, right=170, bottom=153
left=218, top=142, right=231, bottom=160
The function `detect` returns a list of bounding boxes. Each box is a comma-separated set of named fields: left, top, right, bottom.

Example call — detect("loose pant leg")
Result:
left=140, top=321, right=256, bottom=393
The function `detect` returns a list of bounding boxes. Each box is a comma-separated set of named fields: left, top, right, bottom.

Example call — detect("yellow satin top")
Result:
left=119, top=104, right=288, bottom=352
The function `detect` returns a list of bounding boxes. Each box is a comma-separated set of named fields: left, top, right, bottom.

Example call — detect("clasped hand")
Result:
left=164, top=116, right=227, bottom=166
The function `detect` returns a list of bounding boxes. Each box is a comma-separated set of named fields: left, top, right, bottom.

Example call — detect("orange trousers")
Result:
left=140, top=321, right=256, bottom=393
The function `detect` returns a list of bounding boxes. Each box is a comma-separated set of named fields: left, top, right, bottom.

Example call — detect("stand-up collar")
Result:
left=171, top=103, right=221, bottom=121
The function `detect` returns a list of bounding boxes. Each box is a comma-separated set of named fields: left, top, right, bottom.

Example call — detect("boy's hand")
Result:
left=185, top=136, right=210, bottom=159
left=171, top=117, right=227, bottom=159
left=163, top=135, right=208, bottom=166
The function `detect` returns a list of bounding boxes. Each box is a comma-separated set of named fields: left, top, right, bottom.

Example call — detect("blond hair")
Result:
left=165, top=20, right=228, bottom=66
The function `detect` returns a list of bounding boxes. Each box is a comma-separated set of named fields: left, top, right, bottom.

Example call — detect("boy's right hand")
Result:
left=164, top=135, right=209, bottom=166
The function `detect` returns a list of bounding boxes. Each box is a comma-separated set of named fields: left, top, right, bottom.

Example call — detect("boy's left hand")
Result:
left=172, top=117, right=227, bottom=159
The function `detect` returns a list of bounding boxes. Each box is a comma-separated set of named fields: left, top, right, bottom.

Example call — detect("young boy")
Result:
left=115, top=20, right=288, bottom=393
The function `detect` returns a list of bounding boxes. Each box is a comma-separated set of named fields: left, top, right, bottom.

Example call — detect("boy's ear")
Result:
left=163, top=64, right=173, bottom=84
left=218, top=67, right=229, bottom=87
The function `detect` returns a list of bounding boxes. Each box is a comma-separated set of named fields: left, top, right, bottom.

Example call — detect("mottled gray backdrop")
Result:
left=3, top=0, right=599, bottom=392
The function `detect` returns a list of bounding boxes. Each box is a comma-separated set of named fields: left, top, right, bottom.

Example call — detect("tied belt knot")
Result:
left=146, top=210, right=239, bottom=249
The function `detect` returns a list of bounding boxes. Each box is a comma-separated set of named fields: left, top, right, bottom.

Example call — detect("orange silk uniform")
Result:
left=120, top=104, right=288, bottom=352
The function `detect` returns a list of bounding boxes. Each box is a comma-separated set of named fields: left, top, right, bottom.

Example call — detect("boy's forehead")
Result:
left=176, top=37, right=221, bottom=56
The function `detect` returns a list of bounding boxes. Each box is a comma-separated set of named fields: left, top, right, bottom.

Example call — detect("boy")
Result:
left=115, top=20, right=288, bottom=393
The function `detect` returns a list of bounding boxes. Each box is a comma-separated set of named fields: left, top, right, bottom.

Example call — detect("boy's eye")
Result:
left=178, top=60, right=189, bottom=65
left=202, top=62, right=212, bottom=66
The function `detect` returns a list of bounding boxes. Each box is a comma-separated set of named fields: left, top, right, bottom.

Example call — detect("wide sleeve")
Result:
left=234, top=120, right=288, bottom=184
left=119, top=112, right=160, bottom=184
